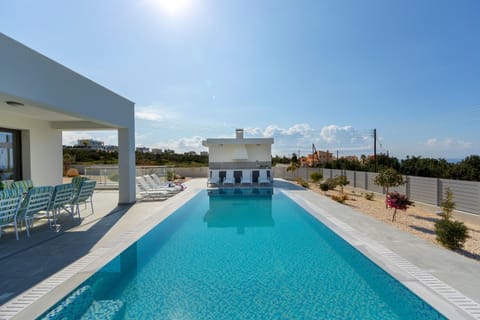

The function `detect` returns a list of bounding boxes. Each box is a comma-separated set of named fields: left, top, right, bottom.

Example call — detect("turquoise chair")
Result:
left=0, top=193, right=23, bottom=240
left=17, top=186, right=54, bottom=237
left=11, top=180, right=34, bottom=194
left=48, top=183, right=75, bottom=226
left=70, top=180, right=96, bottom=218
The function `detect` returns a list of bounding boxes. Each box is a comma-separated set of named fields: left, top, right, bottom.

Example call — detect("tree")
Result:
left=374, top=168, right=405, bottom=208
left=386, top=191, right=413, bottom=222
left=439, top=188, right=455, bottom=219
left=63, top=153, right=76, bottom=176
left=434, top=188, right=469, bottom=250
left=286, top=162, right=300, bottom=178
left=334, top=175, right=349, bottom=195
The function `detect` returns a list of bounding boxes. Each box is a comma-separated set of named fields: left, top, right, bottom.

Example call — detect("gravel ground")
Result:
left=307, top=184, right=480, bottom=262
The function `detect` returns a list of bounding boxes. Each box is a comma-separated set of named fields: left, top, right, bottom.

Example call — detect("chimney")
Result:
left=236, top=128, right=244, bottom=139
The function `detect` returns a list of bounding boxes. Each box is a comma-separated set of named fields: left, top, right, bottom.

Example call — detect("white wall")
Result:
left=208, top=144, right=271, bottom=162
left=0, top=113, right=62, bottom=186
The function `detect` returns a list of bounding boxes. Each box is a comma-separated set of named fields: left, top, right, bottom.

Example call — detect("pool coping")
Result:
left=1, top=178, right=479, bottom=319
left=282, top=187, right=480, bottom=320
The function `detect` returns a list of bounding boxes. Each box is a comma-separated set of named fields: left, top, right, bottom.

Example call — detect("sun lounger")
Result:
left=258, top=170, right=271, bottom=185
left=208, top=170, right=220, bottom=186
left=241, top=170, right=252, bottom=185
left=223, top=170, right=235, bottom=185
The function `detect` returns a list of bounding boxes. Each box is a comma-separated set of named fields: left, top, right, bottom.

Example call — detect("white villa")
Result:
left=0, top=33, right=136, bottom=204
left=202, top=129, right=274, bottom=186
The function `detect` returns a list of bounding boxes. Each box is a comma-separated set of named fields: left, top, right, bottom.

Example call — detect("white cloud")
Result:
left=425, top=138, right=472, bottom=149
left=319, top=125, right=369, bottom=145
left=135, top=105, right=176, bottom=122
left=153, top=136, right=206, bottom=153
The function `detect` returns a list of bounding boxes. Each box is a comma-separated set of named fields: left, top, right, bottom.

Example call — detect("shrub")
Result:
left=325, top=178, right=337, bottom=190
left=386, top=191, right=413, bottom=222
left=439, top=188, right=455, bottom=219
left=66, top=168, right=79, bottom=177
left=434, top=219, right=469, bottom=250
left=331, top=194, right=348, bottom=203
left=319, top=182, right=330, bottom=192
left=310, top=172, right=323, bottom=184
left=108, top=172, right=119, bottom=182
left=365, top=192, right=375, bottom=201
left=297, top=177, right=310, bottom=188
left=434, top=188, right=469, bottom=250
left=374, top=168, right=405, bottom=208
left=166, top=170, right=175, bottom=181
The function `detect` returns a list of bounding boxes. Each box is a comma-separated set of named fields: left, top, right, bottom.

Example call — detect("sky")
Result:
left=1, top=0, right=479, bottom=159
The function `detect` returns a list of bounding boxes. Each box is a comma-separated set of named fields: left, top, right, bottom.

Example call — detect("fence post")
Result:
left=436, top=178, right=441, bottom=206
left=364, top=172, right=368, bottom=190
left=405, top=176, right=410, bottom=199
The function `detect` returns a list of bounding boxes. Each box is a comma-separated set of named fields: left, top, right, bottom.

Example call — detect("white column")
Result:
left=118, top=127, right=136, bottom=204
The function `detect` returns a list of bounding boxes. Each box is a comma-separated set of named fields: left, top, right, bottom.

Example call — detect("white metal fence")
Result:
left=273, top=166, right=480, bottom=215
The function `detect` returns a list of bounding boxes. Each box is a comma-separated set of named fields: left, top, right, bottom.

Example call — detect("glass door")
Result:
left=0, top=128, right=21, bottom=182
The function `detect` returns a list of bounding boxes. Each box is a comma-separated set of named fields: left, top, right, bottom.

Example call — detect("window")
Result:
left=0, top=128, right=21, bottom=181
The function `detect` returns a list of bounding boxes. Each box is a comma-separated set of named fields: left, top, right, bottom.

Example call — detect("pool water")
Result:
left=41, top=189, right=445, bottom=319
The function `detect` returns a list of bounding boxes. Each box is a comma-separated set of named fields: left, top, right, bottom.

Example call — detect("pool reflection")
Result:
left=204, top=188, right=274, bottom=234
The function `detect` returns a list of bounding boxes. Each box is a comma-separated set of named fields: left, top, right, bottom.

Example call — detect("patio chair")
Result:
left=70, top=180, right=96, bottom=218
left=72, top=176, right=89, bottom=192
left=223, top=170, right=235, bottom=185
left=0, top=193, right=23, bottom=240
left=48, top=183, right=75, bottom=225
left=258, top=170, right=271, bottom=184
left=17, top=186, right=54, bottom=237
left=208, top=170, right=220, bottom=186
left=11, top=179, right=34, bottom=194
left=241, top=170, right=252, bottom=185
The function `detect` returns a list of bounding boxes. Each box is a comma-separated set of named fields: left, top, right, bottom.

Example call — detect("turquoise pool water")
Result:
left=40, top=189, right=445, bottom=319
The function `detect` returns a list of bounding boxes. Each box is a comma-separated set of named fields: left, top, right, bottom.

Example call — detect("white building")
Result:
left=0, top=33, right=136, bottom=204
left=202, top=129, right=274, bottom=185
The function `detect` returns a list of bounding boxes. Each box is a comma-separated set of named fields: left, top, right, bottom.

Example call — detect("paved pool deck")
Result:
left=0, top=178, right=479, bottom=319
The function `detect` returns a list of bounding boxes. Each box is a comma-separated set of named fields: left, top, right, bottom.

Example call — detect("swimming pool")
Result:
left=40, top=189, right=445, bottom=319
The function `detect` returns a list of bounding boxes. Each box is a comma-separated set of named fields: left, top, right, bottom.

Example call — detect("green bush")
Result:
left=434, top=219, right=469, bottom=250
left=364, top=192, right=375, bottom=201
left=166, top=170, right=175, bottom=181
left=319, top=182, right=330, bottom=192
left=297, top=177, right=310, bottom=188
left=325, top=177, right=337, bottom=190
left=439, top=188, right=455, bottom=219
left=108, top=172, right=120, bottom=182
left=310, top=172, right=323, bottom=183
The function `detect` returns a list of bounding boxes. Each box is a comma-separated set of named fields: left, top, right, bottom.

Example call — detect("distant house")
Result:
left=301, top=150, right=333, bottom=167
left=136, top=147, right=150, bottom=153
left=75, top=139, right=105, bottom=151
left=0, top=33, right=136, bottom=204
left=200, top=151, right=209, bottom=157
left=151, top=148, right=163, bottom=155
left=202, top=129, right=274, bottom=185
